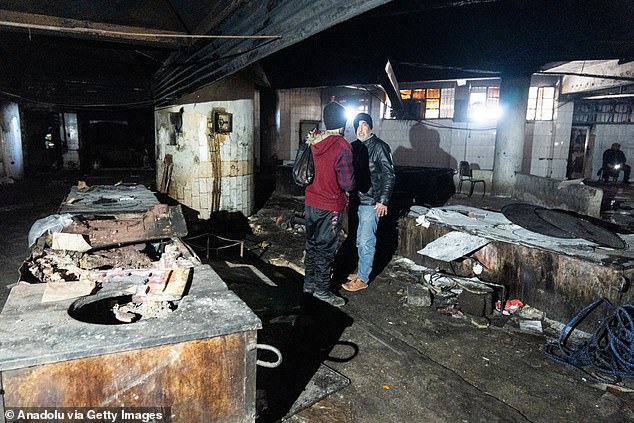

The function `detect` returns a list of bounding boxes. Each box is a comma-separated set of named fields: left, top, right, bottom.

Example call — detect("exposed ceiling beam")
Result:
left=192, top=0, right=245, bottom=35
left=153, top=0, right=393, bottom=104
left=0, top=9, right=190, bottom=47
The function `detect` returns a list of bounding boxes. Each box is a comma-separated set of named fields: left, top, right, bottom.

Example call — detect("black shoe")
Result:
left=312, top=291, right=345, bottom=307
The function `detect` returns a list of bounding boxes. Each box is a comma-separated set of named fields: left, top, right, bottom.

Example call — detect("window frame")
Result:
left=467, top=84, right=500, bottom=122
left=526, top=86, right=556, bottom=121
left=389, top=86, right=455, bottom=120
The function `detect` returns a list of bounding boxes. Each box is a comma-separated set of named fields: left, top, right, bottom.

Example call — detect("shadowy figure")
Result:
left=599, top=142, right=630, bottom=183
left=392, top=122, right=457, bottom=170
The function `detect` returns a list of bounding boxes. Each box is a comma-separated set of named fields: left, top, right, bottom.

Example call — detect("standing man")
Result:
left=601, top=142, right=630, bottom=183
left=303, top=102, right=355, bottom=307
left=342, top=113, right=395, bottom=292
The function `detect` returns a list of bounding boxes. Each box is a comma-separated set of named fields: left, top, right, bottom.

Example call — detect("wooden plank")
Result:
left=417, top=231, right=489, bottom=261
left=51, top=232, right=92, bottom=252
left=41, top=280, right=96, bottom=303
left=1, top=332, right=257, bottom=423
left=192, top=0, right=244, bottom=36
left=61, top=204, right=188, bottom=248
left=0, top=9, right=186, bottom=47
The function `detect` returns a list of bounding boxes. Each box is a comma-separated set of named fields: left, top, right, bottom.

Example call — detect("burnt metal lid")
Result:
left=535, top=209, right=626, bottom=249
left=59, top=184, right=159, bottom=215
left=501, top=203, right=575, bottom=239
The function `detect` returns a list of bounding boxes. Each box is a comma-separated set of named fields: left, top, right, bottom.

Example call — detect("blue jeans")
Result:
left=356, top=205, right=379, bottom=283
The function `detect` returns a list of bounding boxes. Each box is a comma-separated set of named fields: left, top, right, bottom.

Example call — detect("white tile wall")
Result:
left=376, top=119, right=497, bottom=171
left=371, top=97, right=580, bottom=180
left=278, top=88, right=322, bottom=161
left=155, top=98, right=255, bottom=217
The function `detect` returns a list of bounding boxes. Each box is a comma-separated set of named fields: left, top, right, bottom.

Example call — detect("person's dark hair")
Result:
left=323, top=102, right=347, bottom=130
left=353, top=113, right=373, bottom=131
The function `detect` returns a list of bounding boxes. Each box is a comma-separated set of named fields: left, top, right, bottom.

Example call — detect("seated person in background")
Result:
left=601, top=142, right=630, bottom=183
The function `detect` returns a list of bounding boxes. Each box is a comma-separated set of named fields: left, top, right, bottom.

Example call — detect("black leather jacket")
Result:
left=351, top=134, right=395, bottom=206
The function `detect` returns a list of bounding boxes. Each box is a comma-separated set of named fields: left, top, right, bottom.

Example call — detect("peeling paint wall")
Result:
left=155, top=98, right=254, bottom=219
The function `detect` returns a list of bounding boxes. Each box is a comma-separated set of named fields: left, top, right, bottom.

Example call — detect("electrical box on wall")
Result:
left=213, top=110, right=233, bottom=133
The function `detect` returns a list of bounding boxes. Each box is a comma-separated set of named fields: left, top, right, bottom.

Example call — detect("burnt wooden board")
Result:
left=1, top=333, right=257, bottom=423
left=62, top=204, right=188, bottom=248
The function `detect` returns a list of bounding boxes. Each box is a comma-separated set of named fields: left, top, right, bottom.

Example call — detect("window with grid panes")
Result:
left=526, top=86, right=555, bottom=121
left=468, top=85, right=500, bottom=120
left=391, top=88, right=455, bottom=119
left=336, top=95, right=369, bottom=117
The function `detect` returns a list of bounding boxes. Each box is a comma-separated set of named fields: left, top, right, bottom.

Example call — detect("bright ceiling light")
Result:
left=470, top=104, right=502, bottom=122
left=345, top=107, right=357, bottom=121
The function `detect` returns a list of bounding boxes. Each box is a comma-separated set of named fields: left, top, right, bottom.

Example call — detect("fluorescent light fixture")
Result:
left=583, top=93, right=634, bottom=100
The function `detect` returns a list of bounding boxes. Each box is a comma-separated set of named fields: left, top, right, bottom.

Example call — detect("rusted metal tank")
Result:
left=0, top=184, right=263, bottom=422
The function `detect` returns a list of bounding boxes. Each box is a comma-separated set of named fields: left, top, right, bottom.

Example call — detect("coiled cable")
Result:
left=544, top=297, right=634, bottom=383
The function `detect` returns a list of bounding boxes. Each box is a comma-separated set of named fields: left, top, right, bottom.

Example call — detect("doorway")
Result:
left=299, top=120, right=320, bottom=148
left=566, top=126, right=591, bottom=179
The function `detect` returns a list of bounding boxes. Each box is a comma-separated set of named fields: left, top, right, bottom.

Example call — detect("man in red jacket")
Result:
left=303, top=102, right=355, bottom=307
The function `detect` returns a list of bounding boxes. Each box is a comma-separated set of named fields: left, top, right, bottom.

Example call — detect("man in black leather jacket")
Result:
left=342, top=113, right=395, bottom=292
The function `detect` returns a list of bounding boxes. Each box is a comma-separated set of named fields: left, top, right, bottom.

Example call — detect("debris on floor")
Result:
left=407, top=283, right=432, bottom=307
left=400, top=203, right=634, bottom=330
left=19, top=183, right=202, bottom=325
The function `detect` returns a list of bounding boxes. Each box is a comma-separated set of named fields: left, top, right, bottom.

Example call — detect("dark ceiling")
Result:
left=0, top=0, right=633, bottom=109
left=262, top=0, right=634, bottom=88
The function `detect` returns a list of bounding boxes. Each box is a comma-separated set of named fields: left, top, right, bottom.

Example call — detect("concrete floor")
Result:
left=1, top=173, right=634, bottom=422
left=245, top=192, right=634, bottom=423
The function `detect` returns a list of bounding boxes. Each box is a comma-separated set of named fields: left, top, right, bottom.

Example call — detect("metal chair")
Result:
left=457, top=161, right=486, bottom=197
left=598, top=165, right=620, bottom=183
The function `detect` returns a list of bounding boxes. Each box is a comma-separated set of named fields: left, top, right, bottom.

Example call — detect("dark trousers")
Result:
left=304, top=205, right=342, bottom=295
left=601, top=162, right=631, bottom=182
